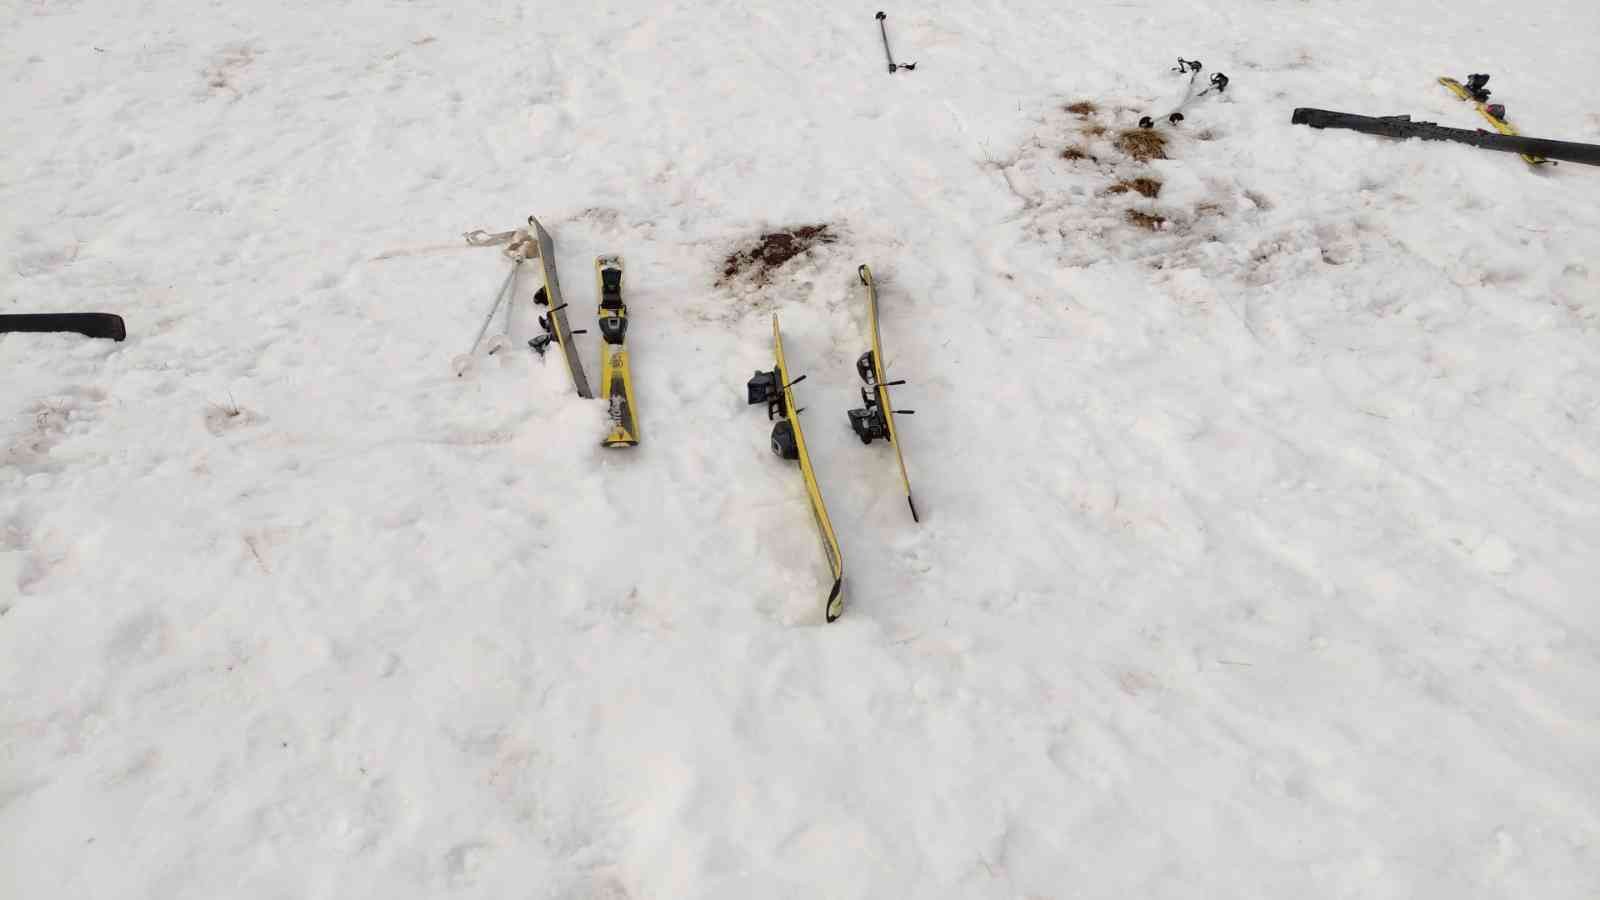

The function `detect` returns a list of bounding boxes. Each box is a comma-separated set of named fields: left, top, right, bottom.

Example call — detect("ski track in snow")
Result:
left=3, top=0, right=1599, bottom=897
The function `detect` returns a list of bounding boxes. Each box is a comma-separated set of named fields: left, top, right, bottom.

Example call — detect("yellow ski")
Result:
left=526, top=215, right=594, bottom=397
left=746, top=315, right=845, bottom=621
left=848, top=265, right=919, bottom=522
left=595, top=255, right=639, bottom=447
left=1438, top=75, right=1547, bottom=166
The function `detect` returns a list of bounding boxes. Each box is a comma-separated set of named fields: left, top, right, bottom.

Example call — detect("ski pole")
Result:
left=466, top=262, right=519, bottom=356
left=875, top=12, right=915, bottom=74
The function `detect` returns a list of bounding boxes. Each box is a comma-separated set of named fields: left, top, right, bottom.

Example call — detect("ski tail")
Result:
left=0, top=313, right=126, bottom=341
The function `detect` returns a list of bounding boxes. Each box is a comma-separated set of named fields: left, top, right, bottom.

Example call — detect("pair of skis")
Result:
left=460, top=215, right=639, bottom=448
left=1437, top=73, right=1548, bottom=166
left=744, top=264, right=917, bottom=623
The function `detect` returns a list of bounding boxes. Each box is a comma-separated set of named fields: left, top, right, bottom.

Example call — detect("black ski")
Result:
left=1292, top=107, right=1600, bottom=166
left=0, top=313, right=126, bottom=341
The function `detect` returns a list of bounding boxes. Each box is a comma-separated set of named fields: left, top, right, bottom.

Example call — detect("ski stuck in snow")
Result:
left=747, top=314, right=845, bottom=622
left=848, top=265, right=919, bottom=522
left=525, top=215, right=594, bottom=398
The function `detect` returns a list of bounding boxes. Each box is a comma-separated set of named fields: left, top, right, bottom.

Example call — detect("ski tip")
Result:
left=858, top=264, right=872, bottom=284
left=825, top=579, right=844, bottom=622
left=908, top=495, right=920, bottom=523
left=875, top=11, right=886, bottom=20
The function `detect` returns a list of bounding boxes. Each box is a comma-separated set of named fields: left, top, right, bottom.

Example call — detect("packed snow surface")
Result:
left=4, top=0, right=1599, bottom=896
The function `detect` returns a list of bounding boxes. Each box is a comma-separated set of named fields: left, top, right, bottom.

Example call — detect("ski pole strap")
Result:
left=463, top=228, right=518, bottom=247
left=463, top=227, right=538, bottom=263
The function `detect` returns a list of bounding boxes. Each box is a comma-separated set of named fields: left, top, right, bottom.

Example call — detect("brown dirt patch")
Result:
left=1061, top=145, right=1092, bottom=161
left=1108, top=177, right=1163, bottom=198
left=1065, top=100, right=1098, bottom=116
left=1116, top=129, right=1168, bottom=162
left=720, top=224, right=838, bottom=284
left=1126, top=210, right=1167, bottom=230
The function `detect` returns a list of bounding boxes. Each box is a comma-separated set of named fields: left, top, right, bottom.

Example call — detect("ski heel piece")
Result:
left=770, top=420, right=800, bottom=459
left=847, top=403, right=889, bottom=444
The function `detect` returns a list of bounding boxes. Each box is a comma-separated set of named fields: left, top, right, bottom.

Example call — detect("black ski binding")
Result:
left=853, top=349, right=877, bottom=384
left=769, top=420, right=799, bottom=459
left=1465, top=73, right=1492, bottom=103
left=1173, top=57, right=1202, bottom=74
left=597, top=267, right=627, bottom=345
left=848, top=387, right=890, bottom=444
left=747, top=369, right=808, bottom=459
left=527, top=301, right=582, bottom=357
left=746, top=368, right=792, bottom=420
left=846, top=350, right=912, bottom=444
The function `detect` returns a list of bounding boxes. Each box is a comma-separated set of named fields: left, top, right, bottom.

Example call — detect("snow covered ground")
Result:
left=4, top=0, right=1599, bottom=896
